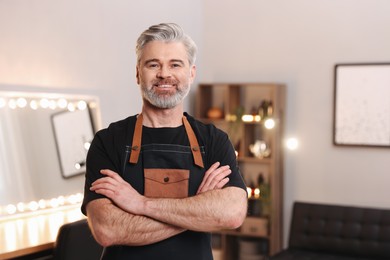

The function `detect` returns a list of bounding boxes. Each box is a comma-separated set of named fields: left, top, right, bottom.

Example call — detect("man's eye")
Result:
left=172, top=63, right=182, bottom=68
left=148, top=63, right=159, bottom=68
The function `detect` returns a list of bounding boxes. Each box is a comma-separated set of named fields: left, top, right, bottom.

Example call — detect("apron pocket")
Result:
left=144, top=169, right=189, bottom=198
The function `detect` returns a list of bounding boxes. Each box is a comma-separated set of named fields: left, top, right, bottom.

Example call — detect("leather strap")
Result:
left=182, top=116, right=204, bottom=168
left=129, top=114, right=143, bottom=164
left=129, top=114, right=204, bottom=168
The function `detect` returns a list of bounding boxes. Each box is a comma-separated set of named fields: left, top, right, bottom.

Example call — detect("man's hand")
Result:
left=90, top=169, right=145, bottom=215
left=197, top=162, right=231, bottom=194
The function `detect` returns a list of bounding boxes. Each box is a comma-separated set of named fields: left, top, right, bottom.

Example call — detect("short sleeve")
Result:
left=81, top=116, right=135, bottom=215
left=81, top=129, right=118, bottom=215
left=207, top=126, right=247, bottom=191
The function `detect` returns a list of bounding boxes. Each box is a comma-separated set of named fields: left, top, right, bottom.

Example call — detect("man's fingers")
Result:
left=197, top=176, right=229, bottom=194
left=100, top=169, right=118, bottom=177
left=203, top=165, right=231, bottom=188
left=91, top=170, right=126, bottom=193
left=215, top=178, right=229, bottom=189
left=197, top=164, right=231, bottom=194
left=90, top=178, right=117, bottom=191
left=204, top=162, right=220, bottom=176
left=100, top=169, right=126, bottom=183
left=92, top=172, right=119, bottom=186
left=198, top=162, right=219, bottom=191
left=206, top=168, right=231, bottom=189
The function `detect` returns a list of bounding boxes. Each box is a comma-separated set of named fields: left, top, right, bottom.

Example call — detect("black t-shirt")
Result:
left=81, top=113, right=246, bottom=260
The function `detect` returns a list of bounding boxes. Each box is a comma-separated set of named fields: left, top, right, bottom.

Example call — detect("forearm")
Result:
left=86, top=198, right=185, bottom=247
left=142, top=186, right=247, bottom=232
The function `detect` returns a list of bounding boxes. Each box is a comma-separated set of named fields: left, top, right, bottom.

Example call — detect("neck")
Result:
left=141, top=105, right=184, bottom=128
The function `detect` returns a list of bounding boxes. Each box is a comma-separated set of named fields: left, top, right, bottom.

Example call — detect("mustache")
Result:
left=152, top=79, right=179, bottom=85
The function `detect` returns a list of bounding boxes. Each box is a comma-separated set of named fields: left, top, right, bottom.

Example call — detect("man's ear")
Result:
left=189, top=65, right=196, bottom=84
left=136, top=66, right=140, bottom=85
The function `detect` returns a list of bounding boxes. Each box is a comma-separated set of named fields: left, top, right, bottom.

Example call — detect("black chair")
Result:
left=53, top=219, right=103, bottom=260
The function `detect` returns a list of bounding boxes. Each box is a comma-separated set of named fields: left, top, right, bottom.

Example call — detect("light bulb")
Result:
left=246, top=187, right=252, bottom=198
left=28, top=201, right=39, bottom=211
left=50, top=198, right=59, bottom=208
left=254, top=188, right=260, bottom=199
left=16, top=98, right=27, bottom=108
left=286, top=137, right=299, bottom=150
left=77, top=100, right=87, bottom=110
left=0, top=98, right=6, bottom=108
left=30, top=100, right=39, bottom=110
left=17, top=202, right=25, bottom=212
left=40, top=98, right=49, bottom=108
left=49, top=100, right=57, bottom=110
left=84, top=142, right=91, bottom=150
left=242, top=114, right=254, bottom=122
left=67, top=103, right=76, bottom=111
left=8, top=99, right=17, bottom=109
left=6, top=204, right=17, bottom=215
left=38, top=199, right=47, bottom=209
left=57, top=98, right=68, bottom=109
left=264, top=118, right=275, bottom=129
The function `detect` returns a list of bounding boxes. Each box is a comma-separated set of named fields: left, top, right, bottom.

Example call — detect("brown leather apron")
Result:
left=127, top=114, right=205, bottom=198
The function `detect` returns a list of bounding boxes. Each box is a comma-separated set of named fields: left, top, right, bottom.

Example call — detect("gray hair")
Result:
left=136, top=23, right=197, bottom=66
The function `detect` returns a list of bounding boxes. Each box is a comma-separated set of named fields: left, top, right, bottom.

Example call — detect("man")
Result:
left=82, top=23, right=248, bottom=260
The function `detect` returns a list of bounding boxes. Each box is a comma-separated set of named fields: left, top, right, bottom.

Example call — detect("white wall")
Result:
left=0, top=0, right=203, bottom=123
left=1, top=0, right=390, bottom=248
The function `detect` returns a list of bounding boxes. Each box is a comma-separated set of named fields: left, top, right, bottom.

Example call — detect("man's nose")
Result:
left=156, top=66, right=172, bottom=78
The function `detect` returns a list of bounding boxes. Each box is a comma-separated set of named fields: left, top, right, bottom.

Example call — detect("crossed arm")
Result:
left=86, top=162, right=248, bottom=247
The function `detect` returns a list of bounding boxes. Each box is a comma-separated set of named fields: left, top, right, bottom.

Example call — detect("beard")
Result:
left=141, top=79, right=190, bottom=109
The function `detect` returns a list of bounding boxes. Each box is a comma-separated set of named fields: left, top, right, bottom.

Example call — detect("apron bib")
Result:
left=124, top=114, right=205, bottom=198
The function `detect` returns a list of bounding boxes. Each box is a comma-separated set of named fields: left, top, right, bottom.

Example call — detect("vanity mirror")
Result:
left=0, top=91, right=101, bottom=217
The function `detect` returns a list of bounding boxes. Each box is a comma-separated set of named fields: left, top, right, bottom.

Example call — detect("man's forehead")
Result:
left=141, top=41, right=188, bottom=62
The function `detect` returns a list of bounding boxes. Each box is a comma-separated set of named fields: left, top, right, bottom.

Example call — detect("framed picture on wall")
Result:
left=333, top=63, right=390, bottom=147
left=51, top=108, right=95, bottom=178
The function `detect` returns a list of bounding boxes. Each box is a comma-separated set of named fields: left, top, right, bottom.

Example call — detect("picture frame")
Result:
left=333, top=63, right=390, bottom=147
left=51, top=108, right=95, bottom=178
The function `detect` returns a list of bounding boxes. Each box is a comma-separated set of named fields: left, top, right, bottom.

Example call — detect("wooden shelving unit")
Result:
left=196, top=83, right=285, bottom=259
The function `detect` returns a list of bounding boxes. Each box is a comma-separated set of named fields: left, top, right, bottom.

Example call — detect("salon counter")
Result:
left=0, top=204, right=85, bottom=259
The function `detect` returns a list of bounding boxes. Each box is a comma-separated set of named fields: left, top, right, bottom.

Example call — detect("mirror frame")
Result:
left=51, top=107, right=95, bottom=178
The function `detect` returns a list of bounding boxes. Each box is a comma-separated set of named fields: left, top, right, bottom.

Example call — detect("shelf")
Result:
left=215, top=215, right=270, bottom=238
left=217, top=230, right=269, bottom=239
left=196, top=83, right=285, bottom=258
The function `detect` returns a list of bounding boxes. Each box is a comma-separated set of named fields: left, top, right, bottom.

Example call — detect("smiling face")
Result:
left=136, top=40, right=196, bottom=109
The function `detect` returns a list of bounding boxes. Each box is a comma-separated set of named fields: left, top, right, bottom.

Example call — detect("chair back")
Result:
left=53, top=219, right=103, bottom=260
left=288, top=202, right=390, bottom=259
